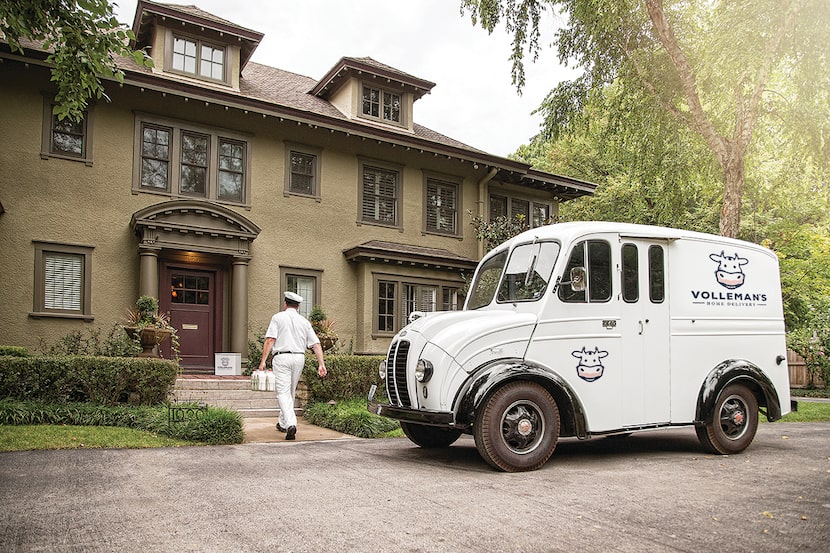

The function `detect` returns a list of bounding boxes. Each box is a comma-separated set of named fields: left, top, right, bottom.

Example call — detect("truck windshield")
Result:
left=466, top=241, right=561, bottom=310
left=466, top=250, right=508, bottom=310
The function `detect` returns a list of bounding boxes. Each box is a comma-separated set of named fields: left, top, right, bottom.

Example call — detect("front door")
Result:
left=160, top=265, right=220, bottom=371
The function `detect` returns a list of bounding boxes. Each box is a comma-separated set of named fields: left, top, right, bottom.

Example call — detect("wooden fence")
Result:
left=788, top=350, right=826, bottom=388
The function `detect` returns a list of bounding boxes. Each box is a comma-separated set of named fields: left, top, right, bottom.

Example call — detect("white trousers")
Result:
left=272, top=353, right=304, bottom=428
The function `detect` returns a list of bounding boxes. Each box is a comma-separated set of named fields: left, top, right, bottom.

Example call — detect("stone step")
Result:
left=172, top=377, right=303, bottom=418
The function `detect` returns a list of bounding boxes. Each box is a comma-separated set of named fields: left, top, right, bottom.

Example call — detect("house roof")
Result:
left=343, top=241, right=478, bottom=272
left=133, top=1, right=264, bottom=69
left=310, top=56, right=436, bottom=101
left=1, top=2, right=596, bottom=199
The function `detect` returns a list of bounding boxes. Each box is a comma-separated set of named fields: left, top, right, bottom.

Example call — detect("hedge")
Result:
left=0, top=355, right=178, bottom=406
left=0, top=399, right=243, bottom=445
left=300, top=354, right=386, bottom=401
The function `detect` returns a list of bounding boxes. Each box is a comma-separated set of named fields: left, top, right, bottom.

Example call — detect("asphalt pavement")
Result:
left=1, top=420, right=828, bottom=552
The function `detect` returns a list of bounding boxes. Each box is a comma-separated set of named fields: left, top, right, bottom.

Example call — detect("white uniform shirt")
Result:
left=264, top=308, right=320, bottom=353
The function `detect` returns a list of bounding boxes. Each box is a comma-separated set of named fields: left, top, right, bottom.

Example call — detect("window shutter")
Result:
left=44, top=253, right=82, bottom=310
left=362, top=167, right=397, bottom=223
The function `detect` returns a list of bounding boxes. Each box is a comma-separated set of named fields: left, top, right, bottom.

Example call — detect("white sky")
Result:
left=112, top=0, right=579, bottom=157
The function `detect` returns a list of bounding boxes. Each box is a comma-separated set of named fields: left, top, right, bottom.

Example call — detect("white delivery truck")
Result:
left=369, top=222, right=795, bottom=471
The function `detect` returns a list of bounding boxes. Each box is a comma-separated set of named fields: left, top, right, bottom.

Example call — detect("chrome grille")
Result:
left=386, top=340, right=411, bottom=407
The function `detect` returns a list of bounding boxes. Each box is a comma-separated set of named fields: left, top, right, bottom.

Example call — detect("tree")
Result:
left=462, top=0, right=830, bottom=238
left=0, top=0, right=152, bottom=122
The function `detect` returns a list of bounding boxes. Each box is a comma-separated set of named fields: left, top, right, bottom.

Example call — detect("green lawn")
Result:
left=0, top=425, right=197, bottom=452
left=1, top=394, right=827, bottom=453
left=778, top=400, right=830, bottom=423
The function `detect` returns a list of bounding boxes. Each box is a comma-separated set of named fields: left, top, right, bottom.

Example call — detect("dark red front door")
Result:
left=160, top=266, right=219, bottom=371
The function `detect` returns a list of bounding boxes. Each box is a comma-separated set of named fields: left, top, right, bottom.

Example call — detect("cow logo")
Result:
left=709, top=251, right=748, bottom=289
left=572, top=347, right=609, bottom=382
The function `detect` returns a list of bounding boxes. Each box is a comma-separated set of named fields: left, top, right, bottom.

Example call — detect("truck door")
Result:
left=527, top=236, right=623, bottom=432
left=619, top=239, right=671, bottom=426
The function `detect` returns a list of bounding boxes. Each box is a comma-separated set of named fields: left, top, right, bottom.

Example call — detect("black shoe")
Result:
left=276, top=423, right=287, bottom=433
left=286, top=426, right=297, bottom=440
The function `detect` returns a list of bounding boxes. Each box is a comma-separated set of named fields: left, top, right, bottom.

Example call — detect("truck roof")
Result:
left=495, top=222, right=774, bottom=258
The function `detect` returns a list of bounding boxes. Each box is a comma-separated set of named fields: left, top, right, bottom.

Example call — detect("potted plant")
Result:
left=123, top=295, right=176, bottom=357
left=309, top=305, right=338, bottom=352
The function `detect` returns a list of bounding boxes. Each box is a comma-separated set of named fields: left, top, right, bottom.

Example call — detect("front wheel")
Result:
left=696, top=383, right=759, bottom=455
left=400, top=422, right=462, bottom=448
left=474, top=381, right=560, bottom=472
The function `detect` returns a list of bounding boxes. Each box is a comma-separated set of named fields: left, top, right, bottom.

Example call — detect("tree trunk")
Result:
left=719, top=152, right=744, bottom=238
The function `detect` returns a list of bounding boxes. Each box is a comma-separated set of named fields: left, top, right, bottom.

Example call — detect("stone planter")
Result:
left=319, top=335, right=338, bottom=352
left=125, top=326, right=173, bottom=357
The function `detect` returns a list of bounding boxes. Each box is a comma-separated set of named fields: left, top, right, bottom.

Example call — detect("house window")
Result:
left=362, top=85, right=401, bottom=124
left=281, top=268, right=322, bottom=320
left=41, top=99, right=94, bottom=164
left=360, top=161, right=400, bottom=227
left=180, top=131, right=209, bottom=196
left=511, top=199, right=530, bottom=222
left=375, top=277, right=464, bottom=334
left=171, top=35, right=225, bottom=83
left=533, top=203, right=551, bottom=227
left=425, top=177, right=459, bottom=235
left=31, top=241, right=93, bottom=320
left=218, top=139, right=245, bottom=202
left=489, top=194, right=551, bottom=229
left=134, top=115, right=251, bottom=206
left=140, top=125, right=171, bottom=190
left=284, top=144, right=322, bottom=199
left=377, top=281, right=396, bottom=333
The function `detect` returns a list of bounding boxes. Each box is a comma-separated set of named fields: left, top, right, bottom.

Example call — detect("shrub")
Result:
left=0, top=345, right=30, bottom=357
left=37, top=324, right=141, bottom=357
left=302, top=354, right=386, bottom=401
left=0, top=399, right=243, bottom=445
left=304, top=397, right=400, bottom=438
left=0, top=355, right=177, bottom=406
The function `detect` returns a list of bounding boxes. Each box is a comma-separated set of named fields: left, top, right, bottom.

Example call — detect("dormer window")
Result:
left=170, top=34, right=226, bottom=83
left=362, top=85, right=401, bottom=124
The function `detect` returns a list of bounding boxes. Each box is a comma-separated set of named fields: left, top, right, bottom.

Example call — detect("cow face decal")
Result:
left=709, top=251, right=748, bottom=289
left=572, top=346, right=609, bottom=382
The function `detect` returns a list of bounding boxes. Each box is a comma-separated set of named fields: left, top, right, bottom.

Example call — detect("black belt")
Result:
left=274, top=351, right=304, bottom=355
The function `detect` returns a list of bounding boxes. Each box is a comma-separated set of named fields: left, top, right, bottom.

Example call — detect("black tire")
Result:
left=696, top=383, right=759, bottom=455
left=473, top=381, right=560, bottom=472
left=400, top=422, right=462, bottom=448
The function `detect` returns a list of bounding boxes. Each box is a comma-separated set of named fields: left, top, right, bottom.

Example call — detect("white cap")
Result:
left=284, top=291, right=303, bottom=303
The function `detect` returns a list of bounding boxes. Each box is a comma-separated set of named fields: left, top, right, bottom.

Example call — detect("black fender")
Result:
left=696, top=359, right=782, bottom=423
left=453, top=358, right=588, bottom=439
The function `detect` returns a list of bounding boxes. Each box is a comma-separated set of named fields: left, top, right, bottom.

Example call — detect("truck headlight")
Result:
left=415, top=359, right=433, bottom=383
left=378, top=360, right=387, bottom=381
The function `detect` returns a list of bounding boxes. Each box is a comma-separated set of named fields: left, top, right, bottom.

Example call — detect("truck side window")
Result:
left=649, top=245, right=665, bottom=303
left=559, top=240, right=612, bottom=303
left=622, top=243, right=638, bottom=303
left=497, top=241, right=560, bottom=303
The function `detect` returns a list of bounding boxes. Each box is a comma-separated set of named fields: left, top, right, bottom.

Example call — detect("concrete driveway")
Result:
left=1, top=422, right=828, bottom=552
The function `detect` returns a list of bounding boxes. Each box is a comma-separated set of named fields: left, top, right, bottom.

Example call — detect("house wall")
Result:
left=0, top=57, right=499, bottom=358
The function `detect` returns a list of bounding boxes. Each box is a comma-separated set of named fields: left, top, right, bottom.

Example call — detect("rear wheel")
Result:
left=400, top=422, right=462, bottom=448
left=696, top=383, right=758, bottom=454
left=474, top=381, right=560, bottom=472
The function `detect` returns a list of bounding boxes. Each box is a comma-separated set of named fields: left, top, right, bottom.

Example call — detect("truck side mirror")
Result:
left=570, top=267, right=586, bottom=292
